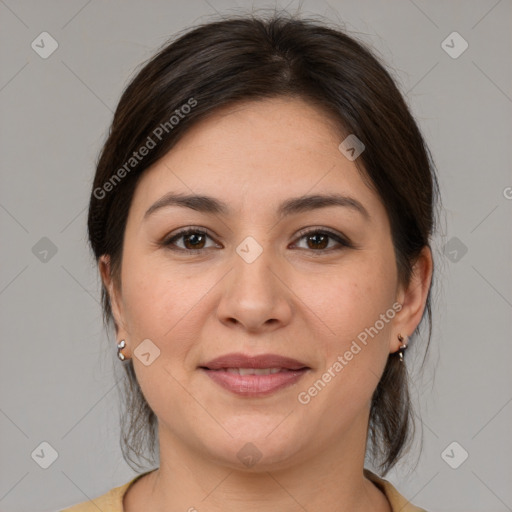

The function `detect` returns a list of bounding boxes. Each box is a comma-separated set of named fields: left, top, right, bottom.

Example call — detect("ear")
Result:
left=99, top=254, right=129, bottom=343
left=391, top=245, right=433, bottom=352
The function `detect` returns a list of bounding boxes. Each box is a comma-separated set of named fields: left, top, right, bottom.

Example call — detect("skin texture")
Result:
left=100, top=97, right=432, bottom=512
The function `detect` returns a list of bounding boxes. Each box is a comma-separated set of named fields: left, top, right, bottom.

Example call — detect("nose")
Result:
left=216, top=244, right=293, bottom=334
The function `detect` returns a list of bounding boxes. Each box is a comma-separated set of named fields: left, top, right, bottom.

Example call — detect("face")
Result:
left=102, top=97, right=424, bottom=471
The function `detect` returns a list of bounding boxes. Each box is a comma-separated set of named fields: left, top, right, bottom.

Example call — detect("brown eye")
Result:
left=182, top=232, right=206, bottom=250
left=163, top=228, right=218, bottom=252
left=294, top=229, right=352, bottom=252
left=305, top=232, right=329, bottom=250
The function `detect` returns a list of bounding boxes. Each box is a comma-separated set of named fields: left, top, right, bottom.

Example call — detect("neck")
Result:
left=132, top=411, right=390, bottom=512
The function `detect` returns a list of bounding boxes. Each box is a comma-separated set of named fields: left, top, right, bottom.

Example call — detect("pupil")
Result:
left=186, top=233, right=204, bottom=249
left=308, top=234, right=327, bottom=249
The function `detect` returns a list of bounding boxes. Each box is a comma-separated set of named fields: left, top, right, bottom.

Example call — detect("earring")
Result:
left=117, top=340, right=128, bottom=361
left=397, top=334, right=408, bottom=362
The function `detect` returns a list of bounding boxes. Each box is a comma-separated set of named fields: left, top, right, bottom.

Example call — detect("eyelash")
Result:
left=161, top=226, right=353, bottom=254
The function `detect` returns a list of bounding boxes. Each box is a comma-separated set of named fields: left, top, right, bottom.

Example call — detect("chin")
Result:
left=199, top=424, right=308, bottom=471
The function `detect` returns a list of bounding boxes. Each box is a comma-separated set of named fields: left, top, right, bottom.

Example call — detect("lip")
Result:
left=199, top=352, right=311, bottom=397
left=200, top=352, right=309, bottom=371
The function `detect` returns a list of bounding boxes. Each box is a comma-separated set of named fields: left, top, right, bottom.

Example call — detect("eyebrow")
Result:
left=143, top=192, right=370, bottom=221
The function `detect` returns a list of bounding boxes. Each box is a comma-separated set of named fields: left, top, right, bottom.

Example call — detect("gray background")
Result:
left=0, top=1, right=511, bottom=511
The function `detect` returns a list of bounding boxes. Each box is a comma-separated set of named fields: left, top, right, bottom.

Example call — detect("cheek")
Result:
left=119, top=243, right=195, bottom=333
left=315, top=253, right=397, bottom=342
left=296, top=275, right=396, bottom=428
left=307, top=248, right=397, bottom=390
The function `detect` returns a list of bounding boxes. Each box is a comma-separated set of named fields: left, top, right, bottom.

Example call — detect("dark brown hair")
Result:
left=87, top=11, right=439, bottom=475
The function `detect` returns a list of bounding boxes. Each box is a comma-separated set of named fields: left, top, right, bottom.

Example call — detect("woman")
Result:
left=63, top=11, right=438, bottom=512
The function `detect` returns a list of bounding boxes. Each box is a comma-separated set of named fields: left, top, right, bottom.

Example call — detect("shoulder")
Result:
left=364, top=468, right=429, bottom=512
left=60, top=472, right=150, bottom=512
left=60, top=468, right=427, bottom=511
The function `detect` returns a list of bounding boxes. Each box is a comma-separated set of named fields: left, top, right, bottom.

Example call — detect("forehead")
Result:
left=128, top=97, right=387, bottom=225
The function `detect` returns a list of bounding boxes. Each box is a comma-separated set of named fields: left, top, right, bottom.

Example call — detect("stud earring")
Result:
left=117, top=340, right=128, bottom=361
left=397, top=334, right=408, bottom=362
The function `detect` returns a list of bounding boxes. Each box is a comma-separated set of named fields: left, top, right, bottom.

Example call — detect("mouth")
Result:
left=206, top=367, right=299, bottom=375
left=198, top=353, right=311, bottom=397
